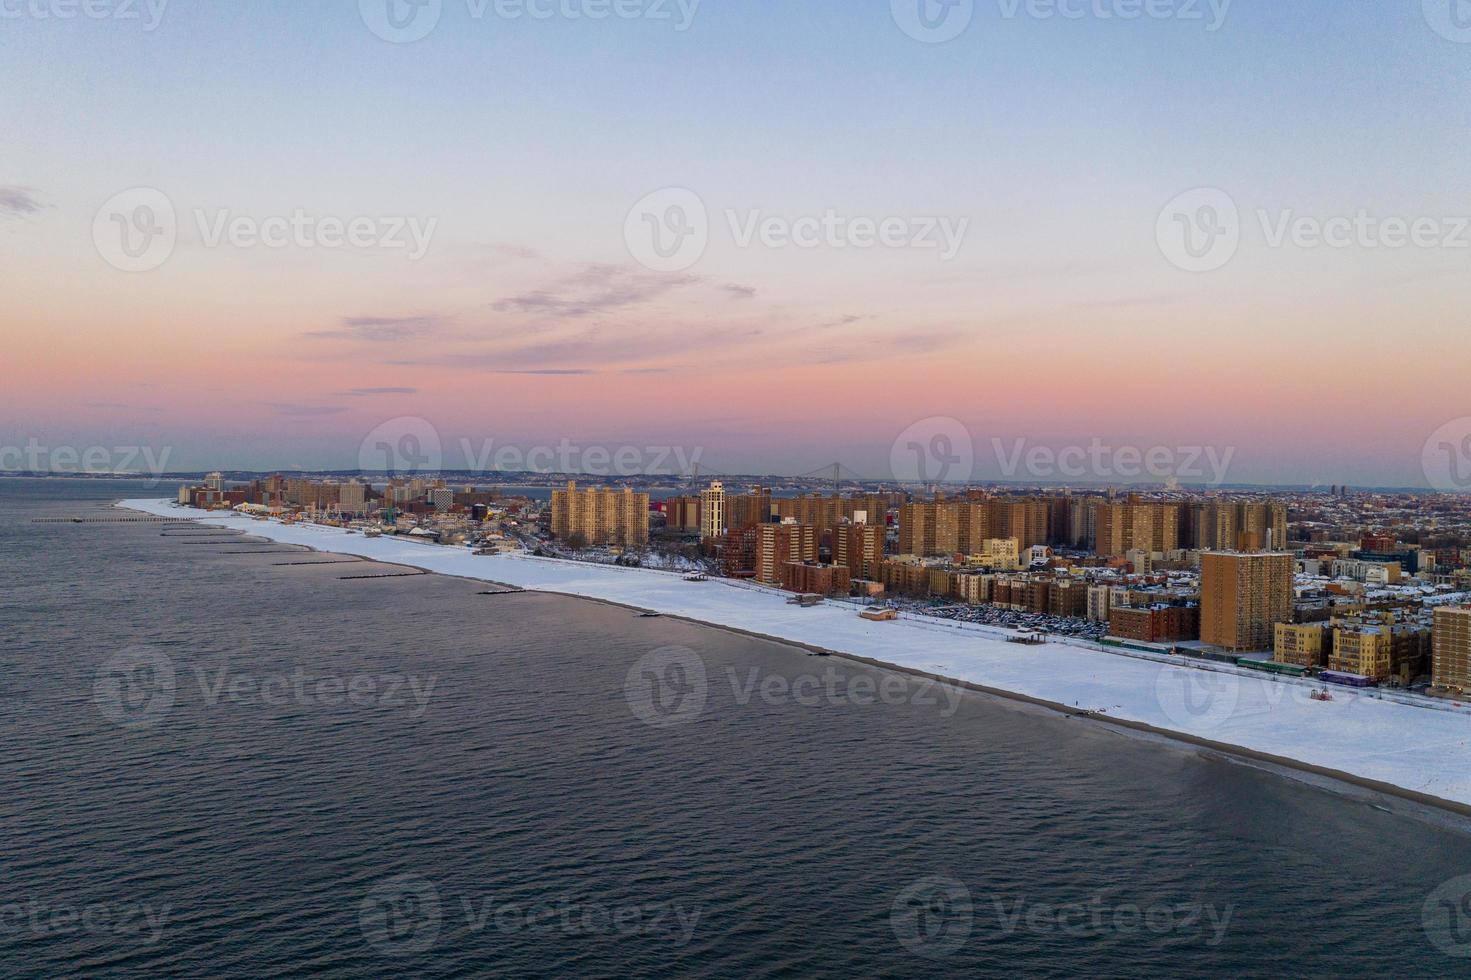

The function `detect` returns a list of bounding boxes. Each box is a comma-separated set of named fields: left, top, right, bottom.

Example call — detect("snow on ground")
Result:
left=121, top=499, right=1471, bottom=807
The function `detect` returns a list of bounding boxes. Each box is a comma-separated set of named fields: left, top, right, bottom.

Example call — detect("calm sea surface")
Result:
left=4, top=477, right=1471, bottom=977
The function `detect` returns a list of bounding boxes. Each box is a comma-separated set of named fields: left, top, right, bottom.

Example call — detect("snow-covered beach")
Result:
left=121, top=498, right=1471, bottom=814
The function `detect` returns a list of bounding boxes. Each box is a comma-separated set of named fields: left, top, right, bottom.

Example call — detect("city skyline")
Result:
left=6, top=1, right=1471, bottom=486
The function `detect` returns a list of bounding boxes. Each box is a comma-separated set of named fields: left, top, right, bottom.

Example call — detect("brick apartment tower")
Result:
left=1200, top=551, right=1294, bottom=652
left=1434, top=606, right=1471, bottom=692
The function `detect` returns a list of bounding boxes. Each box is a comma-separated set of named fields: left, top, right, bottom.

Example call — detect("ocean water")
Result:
left=4, top=477, right=1471, bottom=977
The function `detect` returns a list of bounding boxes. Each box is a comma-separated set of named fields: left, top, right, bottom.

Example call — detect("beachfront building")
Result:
left=1434, top=606, right=1471, bottom=692
left=1200, top=552, right=1294, bottom=652
left=550, top=481, right=649, bottom=548
left=1275, top=623, right=1329, bottom=669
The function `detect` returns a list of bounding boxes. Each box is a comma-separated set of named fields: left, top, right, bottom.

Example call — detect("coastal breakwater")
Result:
left=119, top=499, right=1471, bottom=817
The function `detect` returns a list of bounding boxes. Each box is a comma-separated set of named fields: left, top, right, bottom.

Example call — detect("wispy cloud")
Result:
left=336, top=387, right=419, bottom=396
left=269, top=403, right=348, bottom=417
left=305, top=315, right=445, bottom=342
left=721, top=283, right=757, bottom=300
left=0, top=186, right=45, bottom=218
left=493, top=264, right=698, bottom=319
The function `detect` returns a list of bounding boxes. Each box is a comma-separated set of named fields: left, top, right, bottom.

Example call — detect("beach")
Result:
left=120, top=498, right=1471, bottom=816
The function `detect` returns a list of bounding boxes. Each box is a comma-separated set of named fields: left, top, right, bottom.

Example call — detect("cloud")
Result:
left=0, top=186, right=45, bottom=218
left=305, top=315, right=445, bottom=342
left=721, top=283, right=757, bottom=300
left=337, top=387, right=419, bottom=396
left=269, top=403, right=348, bottom=417
left=493, top=264, right=698, bottom=319
left=493, top=369, right=597, bottom=376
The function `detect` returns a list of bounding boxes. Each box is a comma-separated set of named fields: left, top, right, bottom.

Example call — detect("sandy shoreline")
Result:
left=117, top=499, right=1471, bottom=822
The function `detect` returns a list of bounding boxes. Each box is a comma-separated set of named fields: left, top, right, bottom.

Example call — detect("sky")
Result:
left=3, top=0, right=1470, bottom=487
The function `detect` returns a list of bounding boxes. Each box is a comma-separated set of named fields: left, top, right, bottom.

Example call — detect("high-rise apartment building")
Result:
left=339, top=479, right=367, bottom=514
left=834, top=524, right=886, bottom=581
left=1434, top=606, right=1471, bottom=692
left=1094, top=501, right=1179, bottom=557
left=1200, top=552, right=1294, bottom=652
left=755, top=524, right=817, bottom=585
left=700, top=481, right=726, bottom=541
left=550, top=481, right=649, bottom=548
